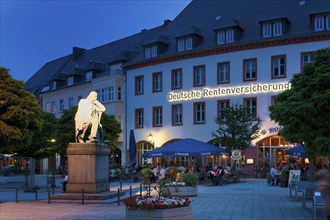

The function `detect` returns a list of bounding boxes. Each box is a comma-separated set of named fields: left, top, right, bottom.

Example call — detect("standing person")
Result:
left=152, top=163, right=160, bottom=183
left=75, top=91, right=106, bottom=143
left=159, top=165, right=166, bottom=180
left=62, top=175, right=68, bottom=193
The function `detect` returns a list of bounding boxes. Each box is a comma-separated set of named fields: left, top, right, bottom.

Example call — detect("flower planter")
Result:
left=126, top=206, right=192, bottom=220
left=168, top=186, right=197, bottom=197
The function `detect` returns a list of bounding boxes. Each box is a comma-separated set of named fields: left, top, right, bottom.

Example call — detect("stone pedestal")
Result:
left=66, top=143, right=109, bottom=193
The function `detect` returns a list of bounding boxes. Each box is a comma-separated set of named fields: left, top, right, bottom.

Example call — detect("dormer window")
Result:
left=262, top=21, right=283, bottom=37
left=144, top=45, right=158, bottom=58
left=216, top=28, right=234, bottom=45
left=109, top=62, right=123, bottom=74
left=51, top=81, right=57, bottom=90
left=314, top=14, right=330, bottom=31
left=67, top=76, right=74, bottom=86
left=177, top=36, right=192, bottom=52
left=85, top=71, right=93, bottom=82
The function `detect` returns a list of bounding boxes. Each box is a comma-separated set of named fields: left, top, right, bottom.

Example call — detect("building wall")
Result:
left=126, top=40, right=329, bottom=155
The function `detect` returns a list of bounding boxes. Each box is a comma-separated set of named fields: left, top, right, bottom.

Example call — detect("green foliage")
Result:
left=140, top=167, right=153, bottom=178
left=180, top=172, right=198, bottom=187
left=269, top=48, right=330, bottom=156
left=0, top=67, right=42, bottom=153
left=212, top=105, right=262, bottom=151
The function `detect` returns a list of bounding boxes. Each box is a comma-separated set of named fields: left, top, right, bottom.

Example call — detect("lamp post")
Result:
left=50, top=139, right=56, bottom=193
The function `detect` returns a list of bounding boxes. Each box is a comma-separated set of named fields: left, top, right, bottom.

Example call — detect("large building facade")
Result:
left=25, top=0, right=330, bottom=175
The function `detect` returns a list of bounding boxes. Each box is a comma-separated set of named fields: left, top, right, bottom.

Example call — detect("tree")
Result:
left=29, top=111, right=59, bottom=159
left=212, top=105, right=262, bottom=152
left=0, top=67, right=42, bottom=153
left=269, top=48, right=330, bottom=179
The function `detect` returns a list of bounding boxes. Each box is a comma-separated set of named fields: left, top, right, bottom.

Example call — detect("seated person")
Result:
left=270, top=165, right=281, bottom=186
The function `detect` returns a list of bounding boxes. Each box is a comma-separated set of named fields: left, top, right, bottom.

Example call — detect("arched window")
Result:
left=137, top=141, right=154, bottom=166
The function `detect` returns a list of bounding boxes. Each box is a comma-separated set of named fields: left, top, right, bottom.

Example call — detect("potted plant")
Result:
left=280, top=168, right=289, bottom=187
left=167, top=172, right=198, bottom=197
left=140, top=167, right=153, bottom=185
left=124, top=179, right=192, bottom=220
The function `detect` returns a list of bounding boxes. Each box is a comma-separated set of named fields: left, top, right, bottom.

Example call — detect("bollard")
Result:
left=82, top=188, right=85, bottom=205
left=52, top=184, right=54, bottom=195
left=35, top=189, right=38, bottom=200
left=117, top=188, right=120, bottom=206
left=130, top=185, right=132, bottom=197
left=16, top=188, right=18, bottom=203
left=48, top=187, right=50, bottom=204
left=120, top=179, right=122, bottom=191
left=140, top=183, right=142, bottom=196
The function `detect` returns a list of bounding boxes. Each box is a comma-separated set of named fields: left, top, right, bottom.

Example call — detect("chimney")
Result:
left=163, top=19, right=171, bottom=25
left=72, top=47, right=86, bottom=60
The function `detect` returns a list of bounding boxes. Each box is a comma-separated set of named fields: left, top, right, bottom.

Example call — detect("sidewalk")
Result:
left=0, top=178, right=327, bottom=220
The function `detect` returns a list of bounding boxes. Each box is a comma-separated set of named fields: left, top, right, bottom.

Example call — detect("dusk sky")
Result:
left=0, top=0, right=191, bottom=82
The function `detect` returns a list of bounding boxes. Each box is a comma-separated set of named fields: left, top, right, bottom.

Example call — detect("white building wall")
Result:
left=126, top=41, right=330, bottom=148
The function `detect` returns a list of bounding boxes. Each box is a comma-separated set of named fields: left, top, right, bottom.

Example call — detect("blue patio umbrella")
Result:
left=128, top=129, right=137, bottom=169
left=286, top=144, right=307, bottom=158
left=142, top=138, right=227, bottom=158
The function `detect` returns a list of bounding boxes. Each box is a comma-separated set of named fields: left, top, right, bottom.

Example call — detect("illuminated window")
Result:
left=172, top=104, right=183, bottom=126
left=194, top=102, right=205, bottom=124
left=135, top=75, right=144, bottom=95
left=153, top=106, right=162, bottom=127
left=243, top=58, right=257, bottom=81
left=271, top=55, right=286, bottom=78
left=217, top=62, right=230, bottom=83
left=152, top=72, right=162, bottom=92
left=171, top=68, right=182, bottom=90
left=193, top=65, right=205, bottom=87
left=135, top=108, right=144, bottom=128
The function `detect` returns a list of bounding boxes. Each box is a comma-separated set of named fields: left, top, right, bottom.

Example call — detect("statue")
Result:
left=75, top=91, right=106, bottom=143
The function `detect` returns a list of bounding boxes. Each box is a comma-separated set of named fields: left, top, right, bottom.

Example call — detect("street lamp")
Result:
left=50, top=139, right=56, bottom=194
left=148, top=133, right=154, bottom=144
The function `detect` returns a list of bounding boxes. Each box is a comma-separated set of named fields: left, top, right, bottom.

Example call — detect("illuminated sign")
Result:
left=168, top=82, right=291, bottom=102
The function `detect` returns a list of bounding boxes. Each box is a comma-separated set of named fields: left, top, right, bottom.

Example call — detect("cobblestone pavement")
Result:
left=0, top=178, right=327, bottom=220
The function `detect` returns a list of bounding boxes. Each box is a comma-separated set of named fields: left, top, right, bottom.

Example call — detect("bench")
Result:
left=294, top=181, right=317, bottom=203
left=312, top=191, right=326, bottom=219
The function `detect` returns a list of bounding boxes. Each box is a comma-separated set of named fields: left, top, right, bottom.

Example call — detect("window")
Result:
left=100, top=88, right=107, bottom=102
left=109, top=63, right=123, bottom=74
left=51, top=81, right=57, bottom=90
left=59, top=99, right=64, bottom=112
left=243, top=58, right=257, bottom=81
left=135, top=108, right=144, bottom=128
left=177, top=37, right=192, bottom=51
left=271, top=96, right=277, bottom=105
left=108, top=86, right=115, bottom=102
left=68, top=97, right=73, bottom=108
left=117, top=86, right=122, bottom=101
left=313, top=14, right=330, bottom=31
left=243, top=98, right=257, bottom=119
left=217, top=100, right=230, bottom=120
left=217, top=62, right=230, bottom=84
left=145, top=45, right=158, bottom=58
left=51, top=101, right=56, bottom=114
left=67, top=76, right=74, bottom=86
left=193, top=65, right=205, bottom=87
left=271, top=55, right=286, bottom=78
left=216, top=29, right=234, bottom=45
left=194, top=102, right=205, bottom=124
left=135, top=75, right=144, bottom=95
left=152, top=72, right=162, bottom=92
left=46, top=102, right=51, bottom=113
left=301, top=52, right=315, bottom=70
left=172, top=104, right=183, bottom=126
left=171, top=68, right=183, bottom=90
left=153, top=106, right=162, bottom=127
left=85, top=71, right=93, bottom=81
left=262, top=21, right=283, bottom=37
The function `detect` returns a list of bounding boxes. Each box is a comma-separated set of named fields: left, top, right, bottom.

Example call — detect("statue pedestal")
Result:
left=66, top=143, right=109, bottom=193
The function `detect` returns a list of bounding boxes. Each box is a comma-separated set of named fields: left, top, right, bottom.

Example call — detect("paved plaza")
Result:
left=0, top=177, right=327, bottom=220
